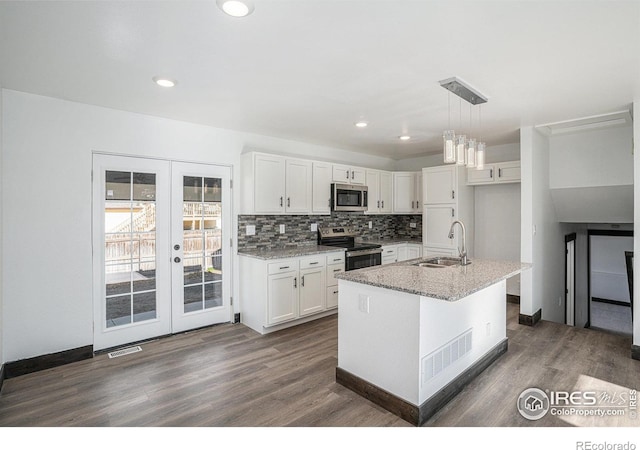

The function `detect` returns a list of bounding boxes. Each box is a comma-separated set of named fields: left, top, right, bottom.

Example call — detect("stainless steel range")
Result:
left=317, top=227, right=382, bottom=271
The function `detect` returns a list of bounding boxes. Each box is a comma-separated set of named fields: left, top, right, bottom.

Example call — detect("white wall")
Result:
left=549, top=125, right=633, bottom=189
left=520, top=127, right=565, bottom=323
left=474, top=183, right=521, bottom=295
left=1, top=89, right=396, bottom=362
left=0, top=87, right=4, bottom=366
left=634, top=101, right=640, bottom=347
left=590, top=235, right=633, bottom=303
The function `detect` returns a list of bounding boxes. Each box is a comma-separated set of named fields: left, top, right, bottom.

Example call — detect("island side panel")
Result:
left=337, top=279, right=421, bottom=405
left=418, top=280, right=507, bottom=404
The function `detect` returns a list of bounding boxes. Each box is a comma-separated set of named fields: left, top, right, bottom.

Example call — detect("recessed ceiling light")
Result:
left=399, top=135, right=411, bottom=141
left=217, top=0, right=254, bottom=17
left=355, top=121, right=368, bottom=128
left=153, top=77, right=177, bottom=88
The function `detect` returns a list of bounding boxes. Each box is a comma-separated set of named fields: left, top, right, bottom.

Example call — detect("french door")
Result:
left=92, top=154, right=232, bottom=351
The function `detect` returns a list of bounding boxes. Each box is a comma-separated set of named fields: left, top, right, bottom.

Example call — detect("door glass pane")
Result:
left=106, top=295, right=132, bottom=328
left=184, top=285, right=203, bottom=313
left=105, top=170, right=157, bottom=328
left=204, top=282, right=222, bottom=309
left=105, top=171, right=131, bottom=201
left=182, top=175, right=223, bottom=313
left=133, top=292, right=157, bottom=322
left=133, top=173, right=156, bottom=201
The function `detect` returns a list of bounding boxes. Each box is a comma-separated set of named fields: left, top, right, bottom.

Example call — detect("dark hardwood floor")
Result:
left=0, top=303, right=638, bottom=427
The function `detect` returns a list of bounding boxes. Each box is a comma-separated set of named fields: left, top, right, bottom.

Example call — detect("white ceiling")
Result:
left=1, top=1, right=639, bottom=160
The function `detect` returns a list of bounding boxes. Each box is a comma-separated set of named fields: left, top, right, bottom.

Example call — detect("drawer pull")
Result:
left=333, top=258, right=341, bottom=262
left=279, top=266, right=290, bottom=269
left=309, top=262, right=319, bottom=265
left=333, top=290, right=338, bottom=294
left=333, top=268, right=341, bottom=272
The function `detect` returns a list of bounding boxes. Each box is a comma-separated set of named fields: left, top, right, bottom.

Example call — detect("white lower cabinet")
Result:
left=381, top=245, right=398, bottom=265
left=406, top=244, right=422, bottom=260
left=240, top=252, right=344, bottom=334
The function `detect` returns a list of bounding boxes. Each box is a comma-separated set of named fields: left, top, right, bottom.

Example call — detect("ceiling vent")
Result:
left=536, top=110, right=632, bottom=136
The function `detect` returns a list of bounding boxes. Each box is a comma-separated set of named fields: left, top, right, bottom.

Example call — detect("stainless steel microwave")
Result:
left=331, top=183, right=368, bottom=212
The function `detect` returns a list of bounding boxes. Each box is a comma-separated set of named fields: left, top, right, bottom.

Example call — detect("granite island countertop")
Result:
left=335, top=258, right=530, bottom=301
left=237, top=245, right=345, bottom=260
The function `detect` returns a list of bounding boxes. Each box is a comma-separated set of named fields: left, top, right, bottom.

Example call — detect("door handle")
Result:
left=173, top=244, right=180, bottom=250
left=174, top=257, right=181, bottom=263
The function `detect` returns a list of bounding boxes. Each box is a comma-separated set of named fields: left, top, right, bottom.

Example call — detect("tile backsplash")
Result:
left=237, top=213, right=422, bottom=250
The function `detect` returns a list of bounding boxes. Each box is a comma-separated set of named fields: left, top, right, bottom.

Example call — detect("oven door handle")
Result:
left=346, top=249, right=383, bottom=258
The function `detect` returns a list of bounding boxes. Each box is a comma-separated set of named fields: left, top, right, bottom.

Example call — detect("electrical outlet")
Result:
left=279, top=224, right=285, bottom=234
left=410, top=222, right=416, bottom=228
left=246, top=225, right=256, bottom=236
left=368, top=221, right=372, bottom=229
left=358, top=294, right=370, bottom=313
left=311, top=223, right=318, bottom=232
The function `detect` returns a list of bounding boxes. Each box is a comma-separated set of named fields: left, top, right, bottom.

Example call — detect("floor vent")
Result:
left=108, top=346, right=142, bottom=359
left=421, top=328, right=472, bottom=385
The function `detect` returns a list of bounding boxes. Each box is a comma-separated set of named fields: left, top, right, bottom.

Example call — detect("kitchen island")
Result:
left=334, top=257, right=530, bottom=426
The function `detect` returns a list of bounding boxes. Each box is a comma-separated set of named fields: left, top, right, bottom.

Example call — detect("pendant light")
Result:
left=439, top=77, right=488, bottom=169
left=476, top=105, right=485, bottom=170
left=443, top=93, right=456, bottom=163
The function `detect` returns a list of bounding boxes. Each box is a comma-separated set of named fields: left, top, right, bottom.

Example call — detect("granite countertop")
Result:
left=237, top=245, right=345, bottom=260
left=335, top=258, right=530, bottom=301
left=356, top=238, right=423, bottom=246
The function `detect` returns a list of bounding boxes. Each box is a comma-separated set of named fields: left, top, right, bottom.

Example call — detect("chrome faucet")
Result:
left=448, top=220, right=470, bottom=265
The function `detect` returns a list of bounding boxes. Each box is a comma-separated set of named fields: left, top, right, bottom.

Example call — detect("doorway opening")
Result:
left=588, top=230, right=633, bottom=336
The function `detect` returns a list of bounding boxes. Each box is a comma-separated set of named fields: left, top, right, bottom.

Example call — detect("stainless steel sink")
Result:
left=412, top=257, right=466, bottom=268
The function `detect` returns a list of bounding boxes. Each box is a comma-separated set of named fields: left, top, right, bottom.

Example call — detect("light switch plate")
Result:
left=311, top=223, right=318, bottom=232
left=279, top=224, right=285, bottom=234
left=368, top=221, right=372, bottom=229
left=246, top=225, right=256, bottom=236
left=410, top=222, right=416, bottom=228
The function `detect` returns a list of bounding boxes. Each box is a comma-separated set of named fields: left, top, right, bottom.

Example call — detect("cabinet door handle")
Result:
left=333, top=290, right=339, bottom=294
left=498, top=168, right=502, bottom=178
left=416, top=201, right=419, bottom=209
left=294, top=277, right=297, bottom=288
left=351, top=170, right=355, bottom=180
left=452, top=208, right=455, bottom=217
left=412, top=201, right=415, bottom=209
left=490, top=169, right=493, bottom=178
left=346, top=170, right=350, bottom=179
left=452, top=190, right=455, bottom=199
left=381, top=200, right=384, bottom=208
left=287, top=197, right=290, bottom=207
left=301, top=275, right=305, bottom=287
left=377, top=200, right=380, bottom=208
left=280, top=196, right=283, bottom=207
left=279, top=266, right=290, bottom=270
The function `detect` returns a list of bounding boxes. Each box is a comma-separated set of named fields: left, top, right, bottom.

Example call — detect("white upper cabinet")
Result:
left=242, top=152, right=313, bottom=215
left=332, top=164, right=366, bottom=185
left=251, top=153, right=286, bottom=214
left=392, top=172, right=421, bottom=214
left=312, top=161, right=332, bottom=214
left=285, top=159, right=312, bottom=213
left=467, top=161, right=521, bottom=185
left=365, top=169, right=393, bottom=214
left=423, top=166, right=456, bottom=204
